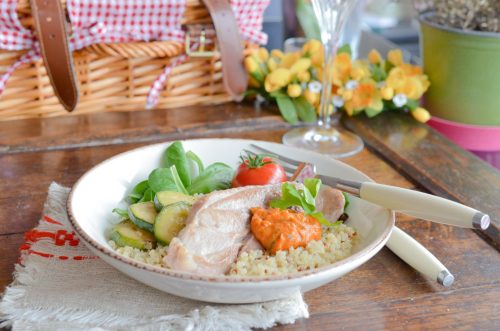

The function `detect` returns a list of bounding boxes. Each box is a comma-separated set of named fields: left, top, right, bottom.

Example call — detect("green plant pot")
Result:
left=420, top=13, right=500, bottom=126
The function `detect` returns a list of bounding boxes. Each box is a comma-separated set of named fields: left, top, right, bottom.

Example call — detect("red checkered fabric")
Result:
left=0, top=0, right=269, bottom=108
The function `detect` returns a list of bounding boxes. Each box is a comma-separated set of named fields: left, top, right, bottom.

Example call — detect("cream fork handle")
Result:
left=360, top=182, right=490, bottom=230
left=386, top=227, right=454, bottom=286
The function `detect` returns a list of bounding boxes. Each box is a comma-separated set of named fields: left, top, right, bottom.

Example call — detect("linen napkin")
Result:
left=0, top=183, right=309, bottom=331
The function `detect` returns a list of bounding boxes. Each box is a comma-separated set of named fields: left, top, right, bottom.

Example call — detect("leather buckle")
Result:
left=185, top=28, right=216, bottom=57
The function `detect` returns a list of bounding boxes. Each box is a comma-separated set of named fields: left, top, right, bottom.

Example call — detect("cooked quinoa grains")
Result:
left=228, top=223, right=357, bottom=276
left=109, top=223, right=356, bottom=276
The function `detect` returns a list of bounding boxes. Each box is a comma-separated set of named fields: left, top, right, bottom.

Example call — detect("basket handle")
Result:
left=202, top=0, right=248, bottom=101
left=30, top=0, right=79, bottom=111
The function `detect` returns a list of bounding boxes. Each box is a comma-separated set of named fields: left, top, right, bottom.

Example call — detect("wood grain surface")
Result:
left=344, top=113, right=500, bottom=248
left=1, top=105, right=499, bottom=330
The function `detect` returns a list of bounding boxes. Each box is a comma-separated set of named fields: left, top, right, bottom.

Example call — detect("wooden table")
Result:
left=1, top=103, right=499, bottom=330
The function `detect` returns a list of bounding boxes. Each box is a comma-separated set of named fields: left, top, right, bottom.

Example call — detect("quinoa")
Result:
left=108, top=240, right=168, bottom=267
left=228, top=224, right=357, bottom=276
left=109, top=224, right=357, bottom=276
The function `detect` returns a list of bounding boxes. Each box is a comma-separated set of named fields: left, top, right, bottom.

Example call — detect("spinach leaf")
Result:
left=112, top=208, right=129, bottom=219
left=148, top=166, right=188, bottom=195
left=163, top=142, right=191, bottom=188
left=342, top=192, right=350, bottom=211
left=186, top=150, right=204, bottom=178
left=187, top=163, right=234, bottom=194
left=138, top=188, right=154, bottom=202
left=129, top=180, right=149, bottom=203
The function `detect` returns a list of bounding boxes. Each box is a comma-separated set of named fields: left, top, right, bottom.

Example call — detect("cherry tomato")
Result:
left=232, top=154, right=287, bottom=187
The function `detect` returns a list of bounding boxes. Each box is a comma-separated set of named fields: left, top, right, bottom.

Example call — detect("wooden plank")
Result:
left=0, top=103, right=288, bottom=154
left=344, top=113, right=500, bottom=248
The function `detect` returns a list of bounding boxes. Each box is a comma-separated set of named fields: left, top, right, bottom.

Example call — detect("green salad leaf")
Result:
left=129, top=180, right=149, bottom=203
left=112, top=208, right=129, bottom=219
left=162, top=141, right=191, bottom=188
left=270, top=178, right=339, bottom=226
left=148, top=166, right=189, bottom=195
left=188, top=162, right=234, bottom=194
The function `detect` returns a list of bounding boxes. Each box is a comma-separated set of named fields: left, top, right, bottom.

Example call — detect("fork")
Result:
left=247, top=144, right=491, bottom=286
left=249, top=144, right=490, bottom=231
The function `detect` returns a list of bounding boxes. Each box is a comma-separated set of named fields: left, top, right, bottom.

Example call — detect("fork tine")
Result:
left=250, top=144, right=302, bottom=166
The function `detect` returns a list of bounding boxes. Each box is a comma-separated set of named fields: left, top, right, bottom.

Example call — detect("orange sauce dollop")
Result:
left=250, top=207, right=322, bottom=254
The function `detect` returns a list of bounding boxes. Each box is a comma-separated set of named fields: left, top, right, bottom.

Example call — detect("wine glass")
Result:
left=282, top=0, right=364, bottom=158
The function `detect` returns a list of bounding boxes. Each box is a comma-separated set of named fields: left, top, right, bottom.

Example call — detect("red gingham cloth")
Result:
left=0, top=0, right=269, bottom=108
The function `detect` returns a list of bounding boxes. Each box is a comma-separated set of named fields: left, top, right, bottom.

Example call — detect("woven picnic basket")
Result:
left=0, top=0, right=263, bottom=121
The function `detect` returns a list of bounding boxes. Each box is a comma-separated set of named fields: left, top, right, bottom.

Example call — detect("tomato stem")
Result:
left=240, top=152, right=274, bottom=169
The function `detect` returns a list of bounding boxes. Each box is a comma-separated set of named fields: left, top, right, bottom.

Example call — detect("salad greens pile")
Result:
left=114, top=141, right=234, bottom=216
left=270, top=178, right=344, bottom=227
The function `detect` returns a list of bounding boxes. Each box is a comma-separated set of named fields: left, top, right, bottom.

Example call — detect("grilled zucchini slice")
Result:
left=154, top=202, right=190, bottom=245
left=128, top=201, right=157, bottom=232
left=110, top=220, right=156, bottom=250
left=153, top=191, right=197, bottom=211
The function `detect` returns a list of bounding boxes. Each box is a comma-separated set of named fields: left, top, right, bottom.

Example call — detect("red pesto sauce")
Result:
left=250, top=207, right=322, bottom=255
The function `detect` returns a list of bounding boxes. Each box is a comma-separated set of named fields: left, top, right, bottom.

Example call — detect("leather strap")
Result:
left=202, top=0, right=247, bottom=101
left=31, top=0, right=79, bottom=111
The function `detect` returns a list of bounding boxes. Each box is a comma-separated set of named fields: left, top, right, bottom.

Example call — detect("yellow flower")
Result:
left=280, top=52, right=301, bottom=69
left=264, top=68, right=291, bottom=92
left=351, top=60, right=370, bottom=81
left=380, top=86, right=394, bottom=100
left=344, top=80, right=383, bottom=116
left=257, top=47, right=269, bottom=62
left=244, top=56, right=259, bottom=74
left=271, top=49, right=284, bottom=59
left=297, top=70, right=311, bottom=83
left=333, top=52, right=352, bottom=86
left=287, top=84, right=302, bottom=98
left=386, top=65, right=430, bottom=99
left=290, top=58, right=311, bottom=74
left=368, top=49, right=382, bottom=64
left=267, top=58, right=278, bottom=72
left=386, top=67, right=406, bottom=90
left=337, top=87, right=353, bottom=101
left=412, top=107, right=431, bottom=123
left=302, top=39, right=322, bottom=55
left=310, top=51, right=324, bottom=67
left=304, top=89, right=320, bottom=106
left=387, top=49, right=404, bottom=66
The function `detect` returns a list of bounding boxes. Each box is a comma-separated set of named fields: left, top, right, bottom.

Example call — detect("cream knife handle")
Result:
left=386, top=227, right=454, bottom=286
left=360, top=182, right=490, bottom=230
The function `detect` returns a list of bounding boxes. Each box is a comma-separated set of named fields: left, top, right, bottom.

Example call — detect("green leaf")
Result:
left=365, top=107, right=383, bottom=118
left=138, top=188, right=154, bottom=202
left=112, top=208, right=129, bottom=219
left=310, top=211, right=335, bottom=227
left=129, top=180, right=149, bottom=203
left=169, top=165, right=189, bottom=195
left=269, top=199, right=294, bottom=210
left=405, top=99, right=419, bottom=111
left=276, top=96, right=299, bottom=124
left=148, top=168, right=177, bottom=193
left=187, top=162, right=234, bottom=194
left=186, top=150, right=204, bottom=178
left=337, top=44, right=352, bottom=56
left=296, top=0, right=320, bottom=41
left=269, top=90, right=286, bottom=98
left=147, top=166, right=188, bottom=195
left=163, top=142, right=191, bottom=188
left=371, top=64, right=386, bottom=82
left=281, top=183, right=303, bottom=206
left=293, top=96, right=317, bottom=122
left=342, top=192, right=350, bottom=211
left=304, top=178, right=321, bottom=198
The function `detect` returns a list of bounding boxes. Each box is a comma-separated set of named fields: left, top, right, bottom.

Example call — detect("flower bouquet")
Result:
left=244, top=40, right=431, bottom=124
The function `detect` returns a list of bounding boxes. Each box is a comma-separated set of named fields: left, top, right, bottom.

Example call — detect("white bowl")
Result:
left=68, top=139, right=394, bottom=304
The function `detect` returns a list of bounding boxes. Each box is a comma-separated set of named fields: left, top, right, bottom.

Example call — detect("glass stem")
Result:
left=317, top=42, right=337, bottom=130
